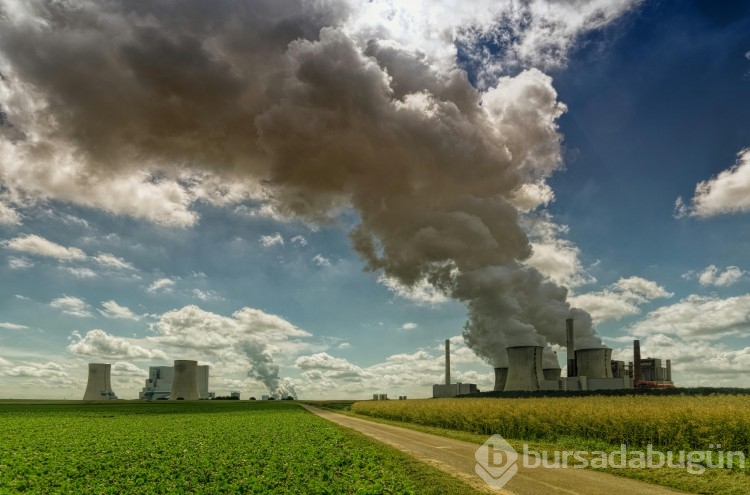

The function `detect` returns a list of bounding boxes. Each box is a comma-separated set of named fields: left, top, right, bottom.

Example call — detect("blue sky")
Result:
left=0, top=0, right=749, bottom=399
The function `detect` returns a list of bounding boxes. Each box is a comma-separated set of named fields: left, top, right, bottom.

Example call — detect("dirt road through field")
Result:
left=301, top=405, right=690, bottom=495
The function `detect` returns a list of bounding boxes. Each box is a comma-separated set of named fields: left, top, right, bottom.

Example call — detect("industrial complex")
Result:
left=138, top=361, right=213, bottom=400
left=434, top=318, right=675, bottom=398
left=82, top=360, right=213, bottom=401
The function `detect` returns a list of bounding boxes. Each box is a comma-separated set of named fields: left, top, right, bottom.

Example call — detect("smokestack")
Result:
left=566, top=318, right=576, bottom=377
left=493, top=367, right=508, bottom=391
left=445, top=339, right=450, bottom=385
left=171, top=360, right=200, bottom=400
left=666, top=359, right=672, bottom=382
left=504, top=346, right=544, bottom=392
left=83, top=363, right=116, bottom=400
left=633, top=340, right=642, bottom=383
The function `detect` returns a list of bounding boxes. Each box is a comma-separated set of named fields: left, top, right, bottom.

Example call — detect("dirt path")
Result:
left=301, top=405, right=690, bottom=495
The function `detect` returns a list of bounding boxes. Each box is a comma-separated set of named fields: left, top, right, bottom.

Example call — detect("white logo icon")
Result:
left=475, top=434, right=519, bottom=489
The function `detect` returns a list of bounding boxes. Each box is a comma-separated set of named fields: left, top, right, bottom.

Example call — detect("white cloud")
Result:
left=68, top=329, right=168, bottom=360
left=401, top=322, right=418, bottom=330
left=192, top=289, right=222, bottom=301
left=0, top=361, right=69, bottom=379
left=149, top=305, right=311, bottom=354
left=63, top=267, right=97, bottom=278
left=50, top=295, right=92, bottom=318
left=290, top=235, right=308, bottom=247
left=675, top=148, right=750, bottom=218
left=629, top=294, right=750, bottom=340
left=312, top=254, right=331, bottom=267
left=5, top=234, right=86, bottom=261
left=0, top=322, right=28, bottom=330
left=147, top=278, right=175, bottom=293
left=111, top=361, right=147, bottom=377
left=695, top=265, right=745, bottom=287
left=296, top=352, right=370, bottom=382
left=0, top=200, right=21, bottom=225
left=94, top=253, right=135, bottom=270
left=378, top=274, right=450, bottom=305
left=7, top=256, right=32, bottom=269
left=523, top=212, right=595, bottom=289
left=259, top=233, right=284, bottom=247
left=569, top=276, right=673, bottom=323
left=99, top=300, right=140, bottom=320
left=510, top=181, right=555, bottom=212
left=350, top=0, right=642, bottom=87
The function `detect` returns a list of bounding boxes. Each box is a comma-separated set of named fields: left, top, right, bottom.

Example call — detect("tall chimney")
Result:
left=444, top=339, right=450, bottom=385
left=633, top=340, right=642, bottom=383
left=666, top=359, right=672, bottom=382
left=565, top=318, right=576, bottom=377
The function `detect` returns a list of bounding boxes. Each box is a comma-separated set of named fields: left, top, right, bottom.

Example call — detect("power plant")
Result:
left=437, top=318, right=675, bottom=397
left=489, top=320, right=674, bottom=392
left=433, top=339, right=479, bottom=398
left=83, top=363, right=118, bottom=400
left=138, top=361, right=212, bottom=400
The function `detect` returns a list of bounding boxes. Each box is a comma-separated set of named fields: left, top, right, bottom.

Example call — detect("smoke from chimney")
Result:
left=0, top=1, right=604, bottom=367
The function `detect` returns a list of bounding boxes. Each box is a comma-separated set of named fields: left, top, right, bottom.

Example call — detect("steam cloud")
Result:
left=242, top=341, right=297, bottom=400
left=0, top=0, right=612, bottom=369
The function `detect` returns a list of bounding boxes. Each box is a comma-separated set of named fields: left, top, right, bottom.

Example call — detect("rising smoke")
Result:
left=0, top=0, right=612, bottom=370
left=242, top=341, right=297, bottom=400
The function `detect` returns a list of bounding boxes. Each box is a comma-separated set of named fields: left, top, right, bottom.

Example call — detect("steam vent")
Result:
left=83, top=363, right=117, bottom=400
left=171, top=360, right=200, bottom=400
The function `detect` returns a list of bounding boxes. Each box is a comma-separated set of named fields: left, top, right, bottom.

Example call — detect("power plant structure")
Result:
left=433, top=339, right=479, bottom=398
left=432, top=319, right=675, bottom=397
left=83, top=363, right=118, bottom=400
left=139, top=361, right=213, bottom=400
left=490, top=320, right=674, bottom=393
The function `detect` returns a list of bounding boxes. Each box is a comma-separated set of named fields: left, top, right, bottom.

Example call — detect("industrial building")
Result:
left=432, top=318, right=675, bottom=397
left=83, top=363, right=118, bottom=400
left=139, top=361, right=213, bottom=400
left=433, top=339, right=479, bottom=398
left=491, top=320, right=674, bottom=392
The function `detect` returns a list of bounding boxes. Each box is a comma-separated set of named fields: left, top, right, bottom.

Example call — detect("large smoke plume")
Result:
left=0, top=0, right=614, bottom=368
left=242, top=341, right=297, bottom=400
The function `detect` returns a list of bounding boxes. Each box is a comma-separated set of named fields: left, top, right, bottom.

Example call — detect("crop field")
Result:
left=352, top=396, right=750, bottom=495
left=0, top=401, right=482, bottom=494
left=353, top=395, right=750, bottom=453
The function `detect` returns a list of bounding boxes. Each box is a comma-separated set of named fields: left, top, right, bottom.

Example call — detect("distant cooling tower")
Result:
left=171, top=360, right=200, bottom=400
left=83, top=363, right=116, bottom=400
left=493, top=367, right=508, bottom=391
left=504, top=346, right=544, bottom=392
left=575, top=348, right=613, bottom=379
left=542, top=367, right=562, bottom=380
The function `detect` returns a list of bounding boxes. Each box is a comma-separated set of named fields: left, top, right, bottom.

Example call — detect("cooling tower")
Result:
left=493, top=367, right=508, bottom=391
left=575, top=348, right=613, bottom=379
left=543, top=367, right=562, bottom=380
left=504, top=346, right=544, bottom=392
left=83, top=363, right=116, bottom=400
left=171, top=360, right=200, bottom=400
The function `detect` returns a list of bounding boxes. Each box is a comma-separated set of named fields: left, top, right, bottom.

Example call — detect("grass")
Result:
left=0, top=400, right=485, bottom=494
left=347, top=396, right=750, bottom=495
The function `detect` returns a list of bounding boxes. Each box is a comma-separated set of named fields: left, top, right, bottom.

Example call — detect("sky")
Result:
left=0, top=0, right=749, bottom=400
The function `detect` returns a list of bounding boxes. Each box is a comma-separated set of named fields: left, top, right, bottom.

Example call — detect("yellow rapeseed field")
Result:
left=352, top=396, right=750, bottom=452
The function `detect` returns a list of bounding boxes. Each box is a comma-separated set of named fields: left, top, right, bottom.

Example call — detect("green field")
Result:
left=0, top=401, right=483, bottom=494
